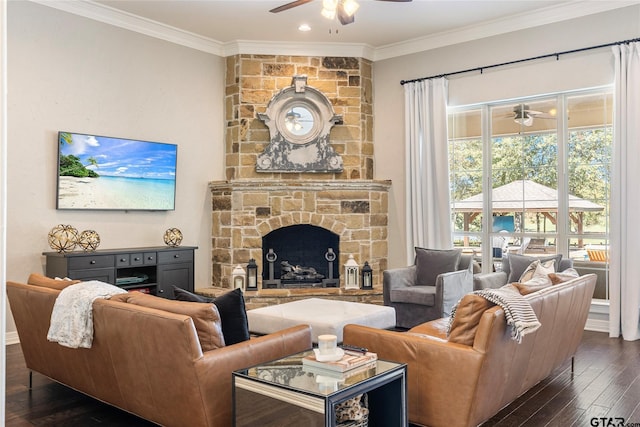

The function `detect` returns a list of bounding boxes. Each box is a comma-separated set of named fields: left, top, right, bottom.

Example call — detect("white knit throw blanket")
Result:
left=47, top=281, right=127, bottom=349
left=448, top=286, right=541, bottom=343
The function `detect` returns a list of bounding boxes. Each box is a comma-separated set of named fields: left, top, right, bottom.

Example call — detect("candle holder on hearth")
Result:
left=361, top=261, right=373, bottom=290
left=344, top=254, right=359, bottom=289
left=246, top=258, right=258, bottom=290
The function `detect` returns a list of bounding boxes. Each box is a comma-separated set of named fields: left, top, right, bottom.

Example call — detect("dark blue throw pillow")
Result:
left=173, top=287, right=250, bottom=345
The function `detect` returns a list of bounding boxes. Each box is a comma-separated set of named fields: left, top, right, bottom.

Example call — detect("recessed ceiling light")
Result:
left=298, top=23, right=311, bottom=32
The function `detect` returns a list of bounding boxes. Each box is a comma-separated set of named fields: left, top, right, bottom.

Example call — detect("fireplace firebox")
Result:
left=262, top=224, right=340, bottom=288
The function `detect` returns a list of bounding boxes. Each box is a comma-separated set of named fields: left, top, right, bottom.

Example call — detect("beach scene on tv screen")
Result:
left=57, top=132, right=177, bottom=210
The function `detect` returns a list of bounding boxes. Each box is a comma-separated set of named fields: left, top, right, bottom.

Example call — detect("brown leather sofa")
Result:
left=344, top=273, right=596, bottom=427
left=7, top=277, right=312, bottom=427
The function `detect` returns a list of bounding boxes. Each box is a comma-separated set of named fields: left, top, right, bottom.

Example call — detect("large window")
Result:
left=449, top=89, right=612, bottom=299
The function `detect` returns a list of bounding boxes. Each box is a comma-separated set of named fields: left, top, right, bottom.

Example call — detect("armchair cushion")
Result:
left=414, top=247, right=462, bottom=286
left=390, top=285, right=436, bottom=305
left=27, top=273, right=81, bottom=290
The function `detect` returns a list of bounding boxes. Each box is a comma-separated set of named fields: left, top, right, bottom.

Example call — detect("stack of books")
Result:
left=302, top=350, right=377, bottom=376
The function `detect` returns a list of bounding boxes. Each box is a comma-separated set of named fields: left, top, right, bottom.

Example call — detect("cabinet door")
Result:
left=157, top=262, right=193, bottom=299
left=68, top=268, right=116, bottom=284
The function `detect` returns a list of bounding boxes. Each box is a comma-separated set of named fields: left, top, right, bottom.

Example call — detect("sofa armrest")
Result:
left=343, top=324, right=484, bottom=427
left=194, top=324, right=312, bottom=426
left=473, top=271, right=507, bottom=290
left=383, top=265, right=417, bottom=304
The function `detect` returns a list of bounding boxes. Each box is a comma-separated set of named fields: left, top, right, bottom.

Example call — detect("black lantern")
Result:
left=361, top=261, right=373, bottom=289
left=246, top=258, right=258, bottom=290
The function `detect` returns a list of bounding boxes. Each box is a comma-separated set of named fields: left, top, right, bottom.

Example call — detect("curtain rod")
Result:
left=399, top=37, right=640, bottom=85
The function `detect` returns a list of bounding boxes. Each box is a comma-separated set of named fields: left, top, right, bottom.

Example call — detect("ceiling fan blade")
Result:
left=269, top=0, right=313, bottom=13
left=375, top=0, right=413, bottom=2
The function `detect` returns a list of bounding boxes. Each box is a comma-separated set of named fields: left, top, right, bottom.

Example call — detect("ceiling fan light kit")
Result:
left=271, top=0, right=411, bottom=26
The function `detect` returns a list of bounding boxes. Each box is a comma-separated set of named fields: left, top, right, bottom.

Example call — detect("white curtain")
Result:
left=404, top=77, right=452, bottom=264
left=610, top=42, right=640, bottom=341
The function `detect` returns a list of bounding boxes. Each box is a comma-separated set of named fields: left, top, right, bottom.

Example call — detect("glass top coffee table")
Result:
left=233, top=350, right=407, bottom=427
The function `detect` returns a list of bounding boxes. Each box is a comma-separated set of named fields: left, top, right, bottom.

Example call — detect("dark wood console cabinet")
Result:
left=43, top=246, right=197, bottom=299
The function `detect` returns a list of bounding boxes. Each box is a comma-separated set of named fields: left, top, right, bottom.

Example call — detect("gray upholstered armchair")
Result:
left=383, top=249, right=478, bottom=329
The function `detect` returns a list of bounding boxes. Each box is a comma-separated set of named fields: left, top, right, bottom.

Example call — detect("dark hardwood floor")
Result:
left=5, top=331, right=640, bottom=426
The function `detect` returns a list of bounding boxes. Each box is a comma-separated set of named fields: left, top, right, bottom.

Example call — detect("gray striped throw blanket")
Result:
left=448, top=285, right=541, bottom=343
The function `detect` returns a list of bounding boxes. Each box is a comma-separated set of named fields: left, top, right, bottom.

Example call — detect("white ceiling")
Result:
left=38, top=0, right=639, bottom=60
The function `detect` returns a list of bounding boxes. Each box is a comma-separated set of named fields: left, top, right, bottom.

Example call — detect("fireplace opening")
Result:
left=262, top=224, right=340, bottom=288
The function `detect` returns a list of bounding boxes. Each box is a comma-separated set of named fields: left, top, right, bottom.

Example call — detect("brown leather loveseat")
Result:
left=344, top=273, right=596, bottom=427
left=7, top=276, right=312, bottom=427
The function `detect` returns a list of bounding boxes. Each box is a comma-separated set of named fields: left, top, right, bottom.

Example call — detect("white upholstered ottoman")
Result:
left=246, top=298, right=396, bottom=343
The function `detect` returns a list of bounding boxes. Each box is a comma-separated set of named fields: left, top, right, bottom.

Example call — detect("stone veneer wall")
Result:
left=211, top=54, right=389, bottom=298
left=210, top=179, right=390, bottom=289
left=224, top=54, right=373, bottom=181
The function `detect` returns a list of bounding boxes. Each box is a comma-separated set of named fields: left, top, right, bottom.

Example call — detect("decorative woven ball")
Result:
left=163, top=228, right=183, bottom=247
left=47, top=224, right=79, bottom=253
left=77, top=230, right=101, bottom=252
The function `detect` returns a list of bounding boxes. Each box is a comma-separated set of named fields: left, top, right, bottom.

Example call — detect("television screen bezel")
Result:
left=56, top=131, right=178, bottom=211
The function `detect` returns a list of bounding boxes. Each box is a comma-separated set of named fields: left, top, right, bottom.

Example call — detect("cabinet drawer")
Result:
left=130, top=253, right=144, bottom=266
left=116, top=254, right=130, bottom=267
left=158, top=250, right=193, bottom=264
left=68, top=255, right=114, bottom=270
left=144, top=252, right=157, bottom=265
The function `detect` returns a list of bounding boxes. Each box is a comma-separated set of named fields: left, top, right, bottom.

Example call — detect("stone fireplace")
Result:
left=209, top=179, right=390, bottom=291
left=205, top=54, right=390, bottom=305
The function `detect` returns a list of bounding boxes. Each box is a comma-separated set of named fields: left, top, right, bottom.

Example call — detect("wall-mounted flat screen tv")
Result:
left=57, top=132, right=177, bottom=211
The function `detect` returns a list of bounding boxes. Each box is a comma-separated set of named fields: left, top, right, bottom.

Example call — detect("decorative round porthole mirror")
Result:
left=257, top=76, right=343, bottom=173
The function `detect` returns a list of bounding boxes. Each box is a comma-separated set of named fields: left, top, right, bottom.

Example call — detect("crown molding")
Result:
left=31, top=0, right=640, bottom=61
left=373, top=0, right=640, bottom=61
left=223, top=40, right=375, bottom=61
left=30, top=0, right=225, bottom=55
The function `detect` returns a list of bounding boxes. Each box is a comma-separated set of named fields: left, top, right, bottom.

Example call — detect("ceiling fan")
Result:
left=270, top=0, right=412, bottom=26
left=508, top=104, right=557, bottom=126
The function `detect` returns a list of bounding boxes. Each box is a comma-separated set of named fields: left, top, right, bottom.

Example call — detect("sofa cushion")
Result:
left=447, top=293, right=495, bottom=346
left=27, top=273, right=81, bottom=290
left=390, top=286, right=436, bottom=306
left=173, top=287, right=250, bottom=345
left=414, top=247, right=461, bottom=286
left=548, top=267, right=580, bottom=284
left=518, top=259, right=555, bottom=283
left=507, top=253, right=562, bottom=283
left=116, top=292, right=225, bottom=351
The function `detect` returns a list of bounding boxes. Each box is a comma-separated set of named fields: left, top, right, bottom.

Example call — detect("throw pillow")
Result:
left=27, top=273, right=81, bottom=290
left=414, top=247, right=462, bottom=286
left=507, top=253, right=562, bottom=283
left=548, top=268, right=580, bottom=284
left=447, top=293, right=495, bottom=346
left=173, top=287, right=250, bottom=345
left=121, top=292, right=225, bottom=351
left=518, top=259, right=555, bottom=283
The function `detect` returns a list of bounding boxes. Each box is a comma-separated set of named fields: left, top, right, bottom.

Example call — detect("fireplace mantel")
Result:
left=209, top=179, right=391, bottom=290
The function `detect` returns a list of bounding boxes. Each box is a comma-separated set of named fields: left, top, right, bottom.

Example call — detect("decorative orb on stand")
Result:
left=47, top=224, right=79, bottom=253
left=77, top=230, right=101, bottom=252
left=163, top=228, right=183, bottom=247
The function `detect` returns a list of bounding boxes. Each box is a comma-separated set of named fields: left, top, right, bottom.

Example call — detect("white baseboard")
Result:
left=6, top=331, right=20, bottom=345
left=585, top=318, right=609, bottom=333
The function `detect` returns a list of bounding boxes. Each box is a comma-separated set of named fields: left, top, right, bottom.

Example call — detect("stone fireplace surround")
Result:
left=207, top=179, right=390, bottom=307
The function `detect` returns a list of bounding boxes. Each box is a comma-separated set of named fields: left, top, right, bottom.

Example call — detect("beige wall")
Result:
left=373, top=5, right=640, bottom=268
left=5, top=2, right=225, bottom=336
